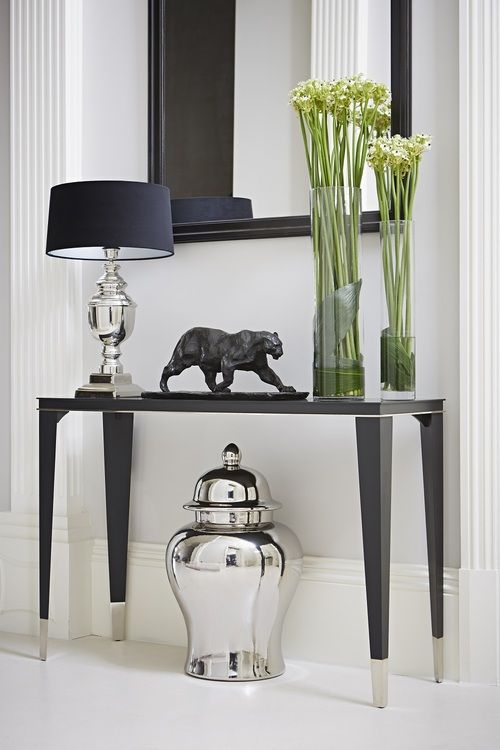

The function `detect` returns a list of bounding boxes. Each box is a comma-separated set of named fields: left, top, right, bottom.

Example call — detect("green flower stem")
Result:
left=299, top=112, right=312, bottom=182
left=380, top=230, right=395, bottom=328
left=404, top=220, right=412, bottom=341
left=319, top=204, right=339, bottom=289
left=344, top=126, right=352, bottom=186
left=395, top=228, right=406, bottom=337
left=314, top=188, right=357, bottom=361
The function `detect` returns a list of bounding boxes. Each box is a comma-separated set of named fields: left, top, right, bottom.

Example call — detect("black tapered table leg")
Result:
left=39, top=409, right=68, bottom=660
left=102, top=412, right=134, bottom=641
left=356, top=416, right=393, bottom=708
left=416, top=412, right=444, bottom=682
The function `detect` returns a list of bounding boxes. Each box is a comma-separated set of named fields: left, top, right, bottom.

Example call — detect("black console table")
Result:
left=38, top=396, right=444, bottom=708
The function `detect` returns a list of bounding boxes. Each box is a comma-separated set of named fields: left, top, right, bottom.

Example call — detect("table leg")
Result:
left=39, top=409, right=68, bottom=660
left=356, top=416, right=393, bottom=708
left=415, top=412, right=444, bottom=682
left=102, top=412, right=134, bottom=641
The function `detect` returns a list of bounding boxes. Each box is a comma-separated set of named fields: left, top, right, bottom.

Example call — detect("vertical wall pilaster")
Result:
left=10, top=0, right=83, bottom=517
left=311, top=0, right=368, bottom=79
left=1, top=0, right=91, bottom=640
left=459, top=0, right=500, bottom=684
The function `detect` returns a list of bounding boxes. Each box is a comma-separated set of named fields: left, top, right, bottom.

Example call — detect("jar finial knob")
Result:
left=222, top=443, right=241, bottom=468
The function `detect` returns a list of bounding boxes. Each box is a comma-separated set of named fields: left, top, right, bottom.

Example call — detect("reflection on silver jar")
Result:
left=166, top=443, right=303, bottom=681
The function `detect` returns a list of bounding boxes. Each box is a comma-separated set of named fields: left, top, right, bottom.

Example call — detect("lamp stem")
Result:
left=92, top=248, right=134, bottom=375
left=75, top=247, right=142, bottom=397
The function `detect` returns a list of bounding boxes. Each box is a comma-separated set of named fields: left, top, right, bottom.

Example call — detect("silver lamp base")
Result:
left=76, top=373, right=142, bottom=398
left=78, top=248, right=142, bottom=398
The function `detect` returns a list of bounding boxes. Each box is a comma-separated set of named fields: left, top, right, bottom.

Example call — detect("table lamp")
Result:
left=46, top=180, right=174, bottom=397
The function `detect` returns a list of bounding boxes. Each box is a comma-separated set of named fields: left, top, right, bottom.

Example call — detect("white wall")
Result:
left=80, top=0, right=460, bottom=569
left=0, top=0, right=10, bottom=511
left=413, top=0, right=460, bottom=568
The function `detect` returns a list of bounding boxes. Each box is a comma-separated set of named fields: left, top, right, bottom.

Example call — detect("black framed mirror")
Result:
left=149, top=0, right=411, bottom=244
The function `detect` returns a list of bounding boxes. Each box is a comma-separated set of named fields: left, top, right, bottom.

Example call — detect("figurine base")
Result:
left=142, top=391, right=309, bottom=401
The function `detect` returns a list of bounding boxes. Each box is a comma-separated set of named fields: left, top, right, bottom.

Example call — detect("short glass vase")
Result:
left=380, top=219, right=415, bottom=400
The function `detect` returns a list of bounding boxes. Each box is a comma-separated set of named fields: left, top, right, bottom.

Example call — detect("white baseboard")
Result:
left=459, top=568, right=499, bottom=684
left=0, top=511, right=93, bottom=639
left=0, top=518, right=460, bottom=681
left=92, top=539, right=460, bottom=681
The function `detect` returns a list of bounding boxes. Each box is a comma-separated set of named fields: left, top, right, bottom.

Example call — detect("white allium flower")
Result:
left=368, top=133, right=432, bottom=176
left=289, top=79, right=330, bottom=113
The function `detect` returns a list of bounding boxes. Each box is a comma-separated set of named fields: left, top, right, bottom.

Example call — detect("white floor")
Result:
left=0, top=633, right=499, bottom=750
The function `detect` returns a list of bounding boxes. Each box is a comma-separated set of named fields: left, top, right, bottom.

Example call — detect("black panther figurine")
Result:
left=159, top=327, right=296, bottom=393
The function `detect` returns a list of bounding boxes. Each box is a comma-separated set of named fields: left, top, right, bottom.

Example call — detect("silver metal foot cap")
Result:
left=111, top=602, right=126, bottom=641
left=370, top=658, right=388, bottom=708
left=40, top=619, right=48, bottom=661
left=433, top=636, right=444, bottom=683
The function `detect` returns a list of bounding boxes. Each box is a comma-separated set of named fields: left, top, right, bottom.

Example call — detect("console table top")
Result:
left=37, top=396, right=444, bottom=416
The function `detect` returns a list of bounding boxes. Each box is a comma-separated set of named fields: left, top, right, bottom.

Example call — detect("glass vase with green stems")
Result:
left=290, top=75, right=391, bottom=397
left=311, top=186, right=363, bottom=397
left=368, top=133, right=432, bottom=398
left=379, top=220, right=415, bottom=397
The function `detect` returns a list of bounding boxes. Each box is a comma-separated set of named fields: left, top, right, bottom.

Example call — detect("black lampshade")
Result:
left=171, top=196, right=253, bottom=224
left=46, top=180, right=174, bottom=260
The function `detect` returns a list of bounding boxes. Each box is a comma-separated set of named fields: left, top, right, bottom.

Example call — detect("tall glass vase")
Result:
left=380, top=220, right=415, bottom=399
left=311, top=187, right=364, bottom=398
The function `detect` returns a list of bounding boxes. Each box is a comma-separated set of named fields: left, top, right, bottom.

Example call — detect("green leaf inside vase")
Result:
left=316, top=279, right=362, bottom=351
left=381, top=328, right=415, bottom=392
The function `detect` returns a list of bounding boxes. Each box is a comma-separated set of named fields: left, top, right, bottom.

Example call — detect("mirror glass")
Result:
left=232, top=0, right=312, bottom=219
left=157, top=0, right=394, bottom=224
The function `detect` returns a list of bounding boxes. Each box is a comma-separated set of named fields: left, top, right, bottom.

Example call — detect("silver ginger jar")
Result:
left=166, top=443, right=303, bottom=681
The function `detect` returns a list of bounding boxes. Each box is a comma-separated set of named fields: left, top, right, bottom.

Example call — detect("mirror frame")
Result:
left=148, top=0, right=412, bottom=244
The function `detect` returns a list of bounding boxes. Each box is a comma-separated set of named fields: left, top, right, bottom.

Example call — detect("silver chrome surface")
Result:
left=77, top=248, right=142, bottom=397
left=370, top=658, right=389, bottom=708
left=433, top=636, right=444, bottom=683
left=75, top=373, right=142, bottom=398
left=192, top=508, right=275, bottom=526
left=39, top=618, right=48, bottom=661
left=111, top=602, right=126, bottom=641
left=187, top=442, right=280, bottom=510
left=166, top=443, right=303, bottom=681
left=222, top=443, right=241, bottom=467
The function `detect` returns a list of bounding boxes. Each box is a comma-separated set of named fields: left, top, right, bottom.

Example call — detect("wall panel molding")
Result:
left=311, top=0, right=368, bottom=79
left=0, top=510, right=92, bottom=638
left=459, top=0, right=500, bottom=684
left=10, top=0, right=83, bottom=516
left=2, top=0, right=87, bottom=640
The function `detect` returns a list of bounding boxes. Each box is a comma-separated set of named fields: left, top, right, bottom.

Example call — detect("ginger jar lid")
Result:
left=184, top=443, right=281, bottom=512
